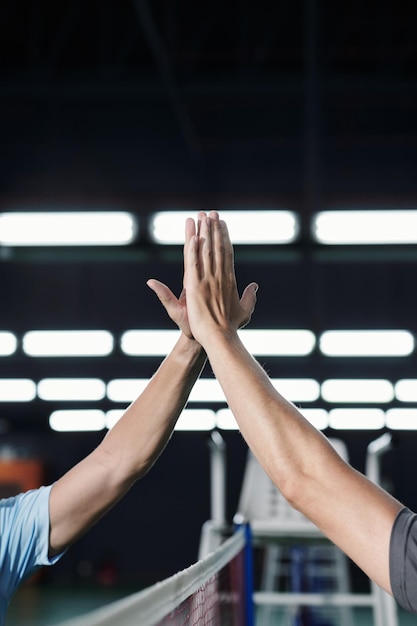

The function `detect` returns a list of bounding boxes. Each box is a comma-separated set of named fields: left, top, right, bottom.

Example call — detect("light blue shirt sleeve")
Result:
left=0, top=485, right=63, bottom=623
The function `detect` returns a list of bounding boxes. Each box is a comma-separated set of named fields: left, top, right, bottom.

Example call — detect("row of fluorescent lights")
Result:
left=1, top=376, right=416, bottom=404
left=0, top=329, right=415, bottom=357
left=49, top=407, right=417, bottom=432
left=1, top=210, right=417, bottom=245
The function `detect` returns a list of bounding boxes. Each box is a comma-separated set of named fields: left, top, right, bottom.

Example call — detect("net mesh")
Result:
left=153, top=545, right=245, bottom=626
left=55, top=526, right=250, bottom=626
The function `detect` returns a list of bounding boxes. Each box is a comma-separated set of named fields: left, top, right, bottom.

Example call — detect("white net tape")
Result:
left=54, top=527, right=246, bottom=626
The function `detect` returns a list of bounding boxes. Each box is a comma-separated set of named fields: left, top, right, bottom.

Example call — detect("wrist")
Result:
left=175, top=332, right=206, bottom=362
left=196, top=324, right=239, bottom=351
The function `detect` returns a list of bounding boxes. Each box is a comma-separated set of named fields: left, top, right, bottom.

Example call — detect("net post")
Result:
left=235, top=521, right=255, bottom=626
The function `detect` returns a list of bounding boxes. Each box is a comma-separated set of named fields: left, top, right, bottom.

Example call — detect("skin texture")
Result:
left=182, top=211, right=403, bottom=595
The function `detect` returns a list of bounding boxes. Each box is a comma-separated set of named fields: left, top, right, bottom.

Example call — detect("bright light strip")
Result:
left=299, top=408, right=329, bottom=430
left=0, top=332, right=17, bottom=356
left=395, top=380, right=417, bottom=402
left=106, top=410, right=125, bottom=429
left=0, top=212, right=137, bottom=246
left=216, top=407, right=328, bottom=431
left=49, top=410, right=106, bottom=432
left=23, top=330, right=114, bottom=357
left=189, top=379, right=226, bottom=403
left=121, top=328, right=316, bottom=357
left=319, top=330, right=414, bottom=357
left=175, top=409, right=216, bottom=431
left=216, top=409, right=239, bottom=430
left=107, top=377, right=319, bottom=406
left=0, top=379, right=36, bottom=402
left=107, top=378, right=227, bottom=404
left=150, top=210, right=299, bottom=244
left=121, top=330, right=180, bottom=356
left=106, top=408, right=217, bottom=432
left=38, top=378, right=106, bottom=401
left=313, top=210, right=417, bottom=245
left=239, top=329, right=316, bottom=356
left=386, top=409, right=417, bottom=430
left=329, top=409, right=385, bottom=430
left=271, top=379, right=320, bottom=402
left=321, top=379, right=394, bottom=403
left=107, top=379, right=149, bottom=403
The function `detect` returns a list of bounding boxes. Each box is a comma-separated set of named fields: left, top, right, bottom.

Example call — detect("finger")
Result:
left=146, top=279, right=177, bottom=308
left=199, top=214, right=213, bottom=276
left=211, top=212, right=223, bottom=274
left=184, top=233, right=200, bottom=288
left=196, top=211, right=207, bottom=237
left=219, top=219, right=237, bottom=285
left=239, top=282, right=259, bottom=327
left=184, top=218, right=197, bottom=284
left=185, top=217, right=196, bottom=242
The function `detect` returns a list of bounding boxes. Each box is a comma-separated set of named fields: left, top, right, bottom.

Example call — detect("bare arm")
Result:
left=184, top=211, right=403, bottom=594
left=49, top=333, right=205, bottom=556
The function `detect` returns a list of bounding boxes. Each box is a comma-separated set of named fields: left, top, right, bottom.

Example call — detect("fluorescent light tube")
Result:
left=150, top=210, right=299, bottom=244
left=216, top=409, right=239, bottom=430
left=395, top=380, right=417, bottom=402
left=386, top=409, right=417, bottom=430
left=271, top=379, right=320, bottom=402
left=121, top=330, right=180, bottom=356
left=106, top=410, right=125, bottom=429
left=321, top=379, right=394, bottom=403
left=319, top=330, right=414, bottom=357
left=107, top=378, right=226, bottom=404
left=313, top=210, right=417, bottom=244
left=107, top=379, right=149, bottom=403
left=329, top=409, right=385, bottom=430
left=0, top=379, right=36, bottom=402
left=239, top=329, right=316, bottom=356
left=38, top=378, right=106, bottom=401
left=217, top=407, right=328, bottom=431
left=0, top=332, right=17, bottom=356
left=121, top=328, right=316, bottom=357
left=107, top=408, right=218, bottom=431
left=189, top=379, right=226, bottom=403
left=0, top=212, right=137, bottom=246
left=299, top=408, right=329, bottom=430
left=174, top=409, right=216, bottom=431
left=23, top=330, right=114, bottom=357
left=49, top=410, right=106, bottom=432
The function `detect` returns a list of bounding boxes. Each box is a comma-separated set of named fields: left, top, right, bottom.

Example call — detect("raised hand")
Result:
left=184, top=211, right=258, bottom=344
left=146, top=213, right=205, bottom=339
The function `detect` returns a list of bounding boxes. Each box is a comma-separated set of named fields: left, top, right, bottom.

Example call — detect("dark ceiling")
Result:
left=1, top=0, right=417, bottom=201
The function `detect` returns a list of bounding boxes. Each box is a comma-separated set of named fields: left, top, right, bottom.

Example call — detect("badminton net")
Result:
left=55, top=525, right=253, bottom=626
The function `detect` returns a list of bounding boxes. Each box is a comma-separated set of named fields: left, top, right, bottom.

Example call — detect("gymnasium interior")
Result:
left=1, top=2, right=417, bottom=624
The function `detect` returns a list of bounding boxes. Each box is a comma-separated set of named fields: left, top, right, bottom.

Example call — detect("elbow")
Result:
left=268, top=461, right=316, bottom=516
left=278, top=472, right=305, bottom=512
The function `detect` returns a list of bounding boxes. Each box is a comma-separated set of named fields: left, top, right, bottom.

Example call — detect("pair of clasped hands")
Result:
left=147, top=211, right=259, bottom=345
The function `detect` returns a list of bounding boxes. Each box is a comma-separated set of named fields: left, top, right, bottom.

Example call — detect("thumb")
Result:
left=239, top=282, right=258, bottom=322
left=146, top=279, right=177, bottom=310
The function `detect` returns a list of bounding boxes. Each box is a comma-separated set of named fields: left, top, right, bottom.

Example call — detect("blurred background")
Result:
left=1, top=0, right=417, bottom=620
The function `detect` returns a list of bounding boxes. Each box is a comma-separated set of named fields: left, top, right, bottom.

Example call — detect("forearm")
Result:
left=49, top=333, right=206, bottom=554
left=202, top=329, right=329, bottom=492
left=98, top=332, right=206, bottom=482
left=202, top=329, right=402, bottom=592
